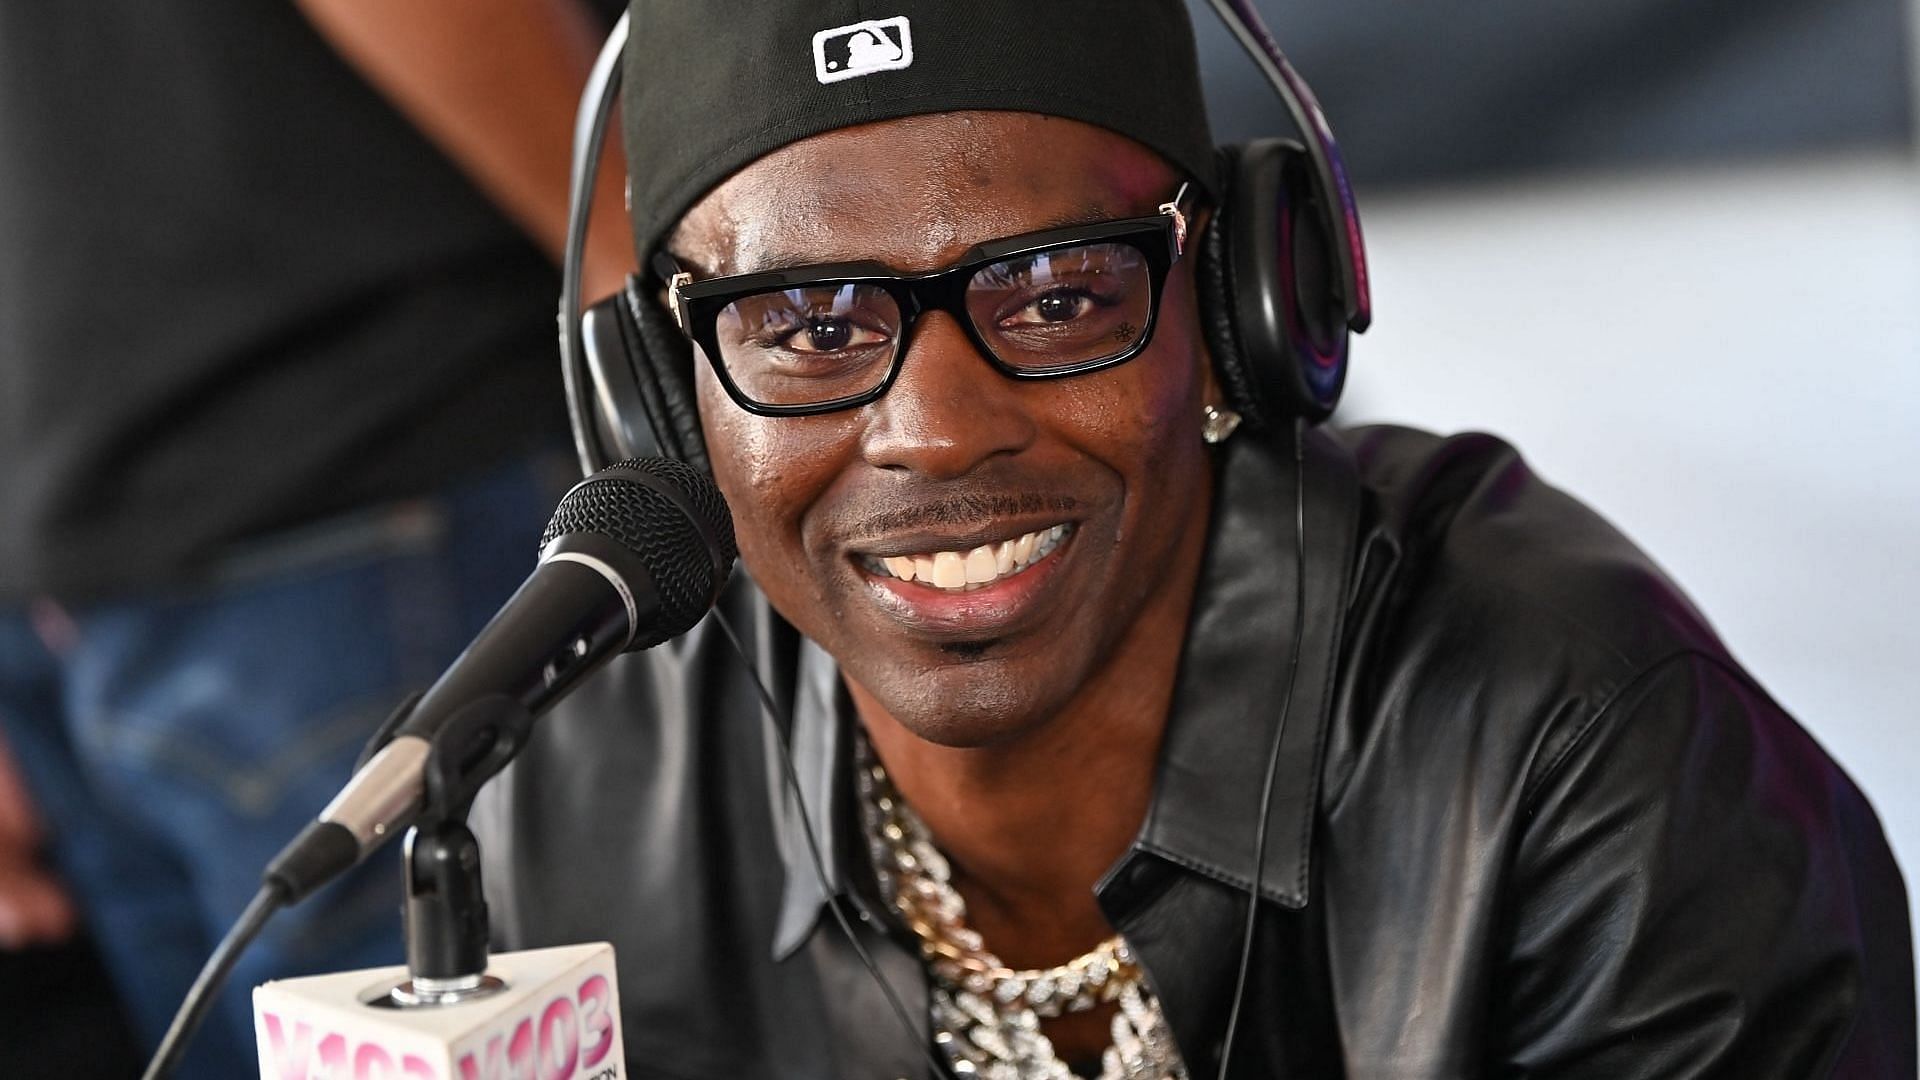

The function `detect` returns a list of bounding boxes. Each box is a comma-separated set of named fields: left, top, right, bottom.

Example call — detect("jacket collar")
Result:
left=769, top=427, right=1361, bottom=959
left=1118, top=424, right=1359, bottom=910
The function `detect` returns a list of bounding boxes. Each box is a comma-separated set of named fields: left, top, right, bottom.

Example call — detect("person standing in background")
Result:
left=0, top=1, right=631, bottom=1074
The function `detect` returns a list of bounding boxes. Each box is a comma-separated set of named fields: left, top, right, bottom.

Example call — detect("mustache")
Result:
left=845, top=491, right=1080, bottom=538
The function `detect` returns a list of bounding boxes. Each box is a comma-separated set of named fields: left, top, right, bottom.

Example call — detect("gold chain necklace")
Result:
left=854, top=734, right=1189, bottom=1080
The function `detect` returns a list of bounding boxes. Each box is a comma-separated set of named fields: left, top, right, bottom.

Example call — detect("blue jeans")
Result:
left=0, top=457, right=567, bottom=1077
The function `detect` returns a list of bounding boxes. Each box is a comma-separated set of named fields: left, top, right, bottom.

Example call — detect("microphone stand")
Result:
left=369, top=693, right=537, bottom=1008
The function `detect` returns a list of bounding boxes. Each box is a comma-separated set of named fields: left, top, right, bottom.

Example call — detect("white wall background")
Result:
left=1340, top=148, right=1920, bottom=940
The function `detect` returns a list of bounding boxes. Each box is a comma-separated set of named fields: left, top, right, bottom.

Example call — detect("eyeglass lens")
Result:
left=712, top=241, right=1152, bottom=408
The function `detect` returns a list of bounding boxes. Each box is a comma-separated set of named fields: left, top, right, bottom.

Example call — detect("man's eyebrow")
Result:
left=1040, top=201, right=1131, bottom=231
left=730, top=249, right=845, bottom=276
left=731, top=202, right=1125, bottom=277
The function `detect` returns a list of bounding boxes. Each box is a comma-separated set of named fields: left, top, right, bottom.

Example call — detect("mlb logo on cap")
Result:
left=813, top=16, right=914, bottom=84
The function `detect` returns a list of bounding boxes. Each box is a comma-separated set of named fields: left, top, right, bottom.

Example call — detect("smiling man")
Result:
left=475, top=3, right=1914, bottom=1077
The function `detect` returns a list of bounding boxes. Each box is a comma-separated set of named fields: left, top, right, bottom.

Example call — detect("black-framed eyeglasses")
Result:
left=656, top=185, right=1193, bottom=417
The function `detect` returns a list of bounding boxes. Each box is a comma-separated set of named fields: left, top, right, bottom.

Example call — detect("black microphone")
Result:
left=264, top=457, right=736, bottom=903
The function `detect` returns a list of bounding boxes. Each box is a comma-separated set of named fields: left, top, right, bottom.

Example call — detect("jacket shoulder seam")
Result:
left=1520, top=648, right=1726, bottom=810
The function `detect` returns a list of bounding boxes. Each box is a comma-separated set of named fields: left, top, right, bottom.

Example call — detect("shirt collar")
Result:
left=768, top=428, right=1361, bottom=960
left=769, top=634, right=852, bottom=959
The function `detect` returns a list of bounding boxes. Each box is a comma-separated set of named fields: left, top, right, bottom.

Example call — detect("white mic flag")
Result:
left=252, top=943, right=626, bottom=1080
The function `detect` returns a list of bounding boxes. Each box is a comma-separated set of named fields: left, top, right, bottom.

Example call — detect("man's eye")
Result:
left=1003, top=288, right=1104, bottom=327
left=782, top=315, right=888, bottom=354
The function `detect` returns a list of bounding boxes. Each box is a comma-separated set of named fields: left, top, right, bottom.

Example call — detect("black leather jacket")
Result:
left=474, top=426, right=1914, bottom=1078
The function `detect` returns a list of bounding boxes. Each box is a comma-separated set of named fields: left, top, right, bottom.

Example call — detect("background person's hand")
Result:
left=0, top=732, right=74, bottom=949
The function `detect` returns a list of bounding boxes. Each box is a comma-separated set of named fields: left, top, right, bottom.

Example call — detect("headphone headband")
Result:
left=559, top=12, right=631, bottom=476
left=1206, top=0, right=1370, bottom=333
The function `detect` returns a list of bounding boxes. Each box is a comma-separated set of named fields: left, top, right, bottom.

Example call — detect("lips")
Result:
left=849, top=520, right=1079, bottom=636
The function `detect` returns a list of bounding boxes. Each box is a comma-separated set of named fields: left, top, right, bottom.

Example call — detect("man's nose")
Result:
left=857, top=312, right=1037, bottom=479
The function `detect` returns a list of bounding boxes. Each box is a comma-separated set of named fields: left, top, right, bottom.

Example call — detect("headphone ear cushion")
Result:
left=1201, top=139, right=1350, bottom=427
left=621, top=278, right=711, bottom=474
left=579, top=292, right=657, bottom=469
left=1193, top=145, right=1273, bottom=434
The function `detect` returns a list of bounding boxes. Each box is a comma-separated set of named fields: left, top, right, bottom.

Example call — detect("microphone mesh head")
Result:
left=540, top=458, right=738, bottom=650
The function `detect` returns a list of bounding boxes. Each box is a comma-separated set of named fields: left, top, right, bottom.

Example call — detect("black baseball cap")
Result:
left=621, top=0, right=1218, bottom=259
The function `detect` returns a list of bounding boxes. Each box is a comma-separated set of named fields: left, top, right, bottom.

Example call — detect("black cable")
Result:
left=1215, top=418, right=1310, bottom=1080
left=709, top=608, right=957, bottom=1080
left=141, top=880, right=288, bottom=1080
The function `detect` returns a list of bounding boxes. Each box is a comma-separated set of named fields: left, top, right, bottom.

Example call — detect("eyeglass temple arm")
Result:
left=1159, top=182, right=1194, bottom=255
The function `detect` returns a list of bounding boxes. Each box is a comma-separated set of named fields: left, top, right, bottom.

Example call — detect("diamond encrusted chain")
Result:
left=855, top=734, right=1189, bottom=1080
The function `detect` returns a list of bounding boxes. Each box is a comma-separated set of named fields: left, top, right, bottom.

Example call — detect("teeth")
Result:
left=931, top=551, right=967, bottom=589
left=964, top=546, right=997, bottom=584
left=867, top=524, right=1073, bottom=591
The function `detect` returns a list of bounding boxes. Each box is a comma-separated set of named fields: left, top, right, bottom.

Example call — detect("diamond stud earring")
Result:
left=1201, top=403, right=1243, bottom=444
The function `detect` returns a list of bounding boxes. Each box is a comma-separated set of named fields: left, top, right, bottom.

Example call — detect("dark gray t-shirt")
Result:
left=0, top=0, right=617, bottom=599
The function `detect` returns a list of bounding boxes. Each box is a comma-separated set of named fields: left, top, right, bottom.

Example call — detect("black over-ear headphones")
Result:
left=560, top=1, right=1370, bottom=477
